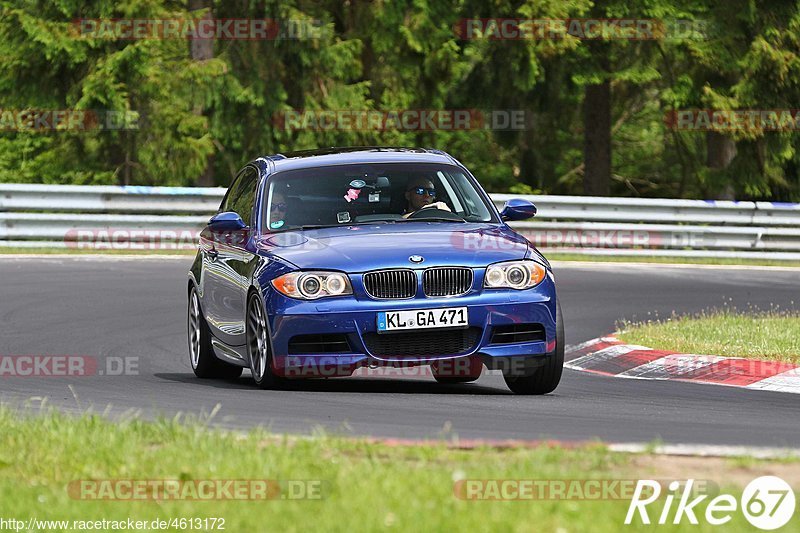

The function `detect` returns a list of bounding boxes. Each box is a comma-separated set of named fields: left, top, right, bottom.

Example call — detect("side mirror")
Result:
left=208, top=211, right=247, bottom=232
left=500, top=199, right=537, bottom=221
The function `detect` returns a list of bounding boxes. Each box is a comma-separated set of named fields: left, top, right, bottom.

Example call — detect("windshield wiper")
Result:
left=280, top=218, right=461, bottom=231
left=303, top=219, right=404, bottom=228
left=397, top=217, right=466, bottom=223
left=299, top=224, right=344, bottom=230
left=355, top=218, right=400, bottom=224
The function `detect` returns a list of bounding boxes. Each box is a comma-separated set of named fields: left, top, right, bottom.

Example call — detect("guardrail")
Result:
left=1, top=183, right=799, bottom=259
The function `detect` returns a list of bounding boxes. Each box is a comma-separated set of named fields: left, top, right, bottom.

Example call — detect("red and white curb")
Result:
left=565, top=337, right=800, bottom=394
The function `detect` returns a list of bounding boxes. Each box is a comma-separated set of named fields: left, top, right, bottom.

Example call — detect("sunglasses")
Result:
left=271, top=202, right=287, bottom=211
left=410, top=187, right=436, bottom=198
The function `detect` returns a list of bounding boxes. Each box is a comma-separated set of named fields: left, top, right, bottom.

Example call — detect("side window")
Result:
left=224, top=167, right=259, bottom=226
left=220, top=169, right=243, bottom=213
left=443, top=171, right=493, bottom=222
left=437, top=172, right=463, bottom=213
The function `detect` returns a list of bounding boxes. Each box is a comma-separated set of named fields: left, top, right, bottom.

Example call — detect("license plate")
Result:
left=377, top=307, right=468, bottom=332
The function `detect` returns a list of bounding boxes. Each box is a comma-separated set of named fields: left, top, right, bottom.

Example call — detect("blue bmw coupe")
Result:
left=187, top=147, right=563, bottom=394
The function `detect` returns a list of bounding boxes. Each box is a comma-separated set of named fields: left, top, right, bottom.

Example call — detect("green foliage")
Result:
left=0, top=0, right=798, bottom=200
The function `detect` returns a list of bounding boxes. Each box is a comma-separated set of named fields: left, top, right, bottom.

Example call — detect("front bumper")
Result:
left=264, top=273, right=557, bottom=378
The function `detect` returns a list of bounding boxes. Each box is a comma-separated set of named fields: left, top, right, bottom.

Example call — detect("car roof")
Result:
left=257, top=147, right=459, bottom=173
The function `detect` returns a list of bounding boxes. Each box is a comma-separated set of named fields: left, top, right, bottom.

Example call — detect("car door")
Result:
left=200, top=165, right=260, bottom=347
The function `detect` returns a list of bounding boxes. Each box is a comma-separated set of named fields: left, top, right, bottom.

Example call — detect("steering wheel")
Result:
left=406, top=207, right=465, bottom=221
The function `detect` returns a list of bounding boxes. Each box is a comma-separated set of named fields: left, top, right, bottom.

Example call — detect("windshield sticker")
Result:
left=344, top=188, right=361, bottom=202
left=349, top=179, right=366, bottom=189
left=337, top=211, right=351, bottom=223
left=270, top=220, right=285, bottom=229
left=369, top=193, right=380, bottom=203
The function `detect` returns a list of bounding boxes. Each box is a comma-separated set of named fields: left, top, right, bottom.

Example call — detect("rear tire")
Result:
left=188, top=286, right=243, bottom=379
left=503, top=301, right=564, bottom=395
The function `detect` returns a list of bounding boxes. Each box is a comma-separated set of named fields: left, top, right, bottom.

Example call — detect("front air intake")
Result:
left=363, top=269, right=417, bottom=299
left=422, top=267, right=473, bottom=297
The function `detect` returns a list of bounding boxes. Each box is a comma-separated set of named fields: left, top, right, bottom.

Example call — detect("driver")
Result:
left=403, top=177, right=450, bottom=217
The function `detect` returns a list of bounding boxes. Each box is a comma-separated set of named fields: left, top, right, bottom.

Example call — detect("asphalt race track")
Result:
left=0, top=256, right=798, bottom=447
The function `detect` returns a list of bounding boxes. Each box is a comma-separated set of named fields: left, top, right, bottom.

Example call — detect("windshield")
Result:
left=261, top=163, right=495, bottom=232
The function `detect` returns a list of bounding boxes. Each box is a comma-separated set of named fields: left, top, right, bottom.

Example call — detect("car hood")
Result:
left=255, top=222, right=530, bottom=272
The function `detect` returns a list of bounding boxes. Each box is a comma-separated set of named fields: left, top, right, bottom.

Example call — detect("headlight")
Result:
left=271, top=271, right=353, bottom=300
left=484, top=260, right=546, bottom=290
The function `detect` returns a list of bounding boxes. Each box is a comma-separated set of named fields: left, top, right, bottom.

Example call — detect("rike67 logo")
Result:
left=626, top=476, right=795, bottom=530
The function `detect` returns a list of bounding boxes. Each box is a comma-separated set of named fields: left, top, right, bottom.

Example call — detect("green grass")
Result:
left=618, top=308, right=800, bottom=363
left=548, top=253, right=800, bottom=268
left=0, top=407, right=796, bottom=532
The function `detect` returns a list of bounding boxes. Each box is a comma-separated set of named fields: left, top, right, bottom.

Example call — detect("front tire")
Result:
left=246, top=292, right=284, bottom=389
left=188, top=286, right=243, bottom=379
left=504, top=301, right=564, bottom=395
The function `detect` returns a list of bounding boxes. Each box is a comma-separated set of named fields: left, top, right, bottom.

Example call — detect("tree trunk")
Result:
left=190, top=0, right=215, bottom=187
left=519, top=142, right=538, bottom=190
left=583, top=79, right=611, bottom=196
left=706, top=131, right=737, bottom=200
